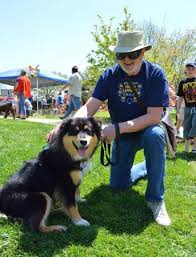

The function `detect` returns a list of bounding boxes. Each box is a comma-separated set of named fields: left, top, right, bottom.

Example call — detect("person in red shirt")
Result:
left=14, top=69, right=31, bottom=119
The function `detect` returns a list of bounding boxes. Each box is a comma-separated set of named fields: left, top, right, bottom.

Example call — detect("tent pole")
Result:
left=36, top=77, right=39, bottom=112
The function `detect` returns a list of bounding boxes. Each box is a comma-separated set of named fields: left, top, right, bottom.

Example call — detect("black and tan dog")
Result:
left=0, top=101, right=16, bottom=119
left=0, top=117, right=101, bottom=232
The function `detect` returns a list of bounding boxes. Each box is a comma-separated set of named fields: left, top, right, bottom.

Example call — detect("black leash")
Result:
left=100, top=122, right=120, bottom=166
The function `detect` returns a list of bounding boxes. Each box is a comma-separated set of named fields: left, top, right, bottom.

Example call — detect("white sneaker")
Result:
left=147, top=201, right=171, bottom=226
left=176, top=130, right=180, bottom=137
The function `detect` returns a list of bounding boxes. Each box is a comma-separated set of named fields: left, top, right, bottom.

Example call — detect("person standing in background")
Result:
left=14, top=69, right=31, bottom=119
left=63, top=89, right=70, bottom=111
left=176, top=62, right=196, bottom=153
left=56, top=92, right=64, bottom=114
left=60, top=66, right=82, bottom=119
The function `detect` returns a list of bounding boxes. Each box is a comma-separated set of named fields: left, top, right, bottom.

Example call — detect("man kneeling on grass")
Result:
left=49, top=31, right=171, bottom=226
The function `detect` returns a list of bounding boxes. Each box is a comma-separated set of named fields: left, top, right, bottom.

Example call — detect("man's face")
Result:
left=116, top=49, right=144, bottom=76
left=185, top=66, right=196, bottom=78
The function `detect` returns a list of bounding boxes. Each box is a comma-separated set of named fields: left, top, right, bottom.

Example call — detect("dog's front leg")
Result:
left=67, top=204, right=89, bottom=226
left=75, top=187, right=87, bottom=203
left=66, top=170, right=90, bottom=226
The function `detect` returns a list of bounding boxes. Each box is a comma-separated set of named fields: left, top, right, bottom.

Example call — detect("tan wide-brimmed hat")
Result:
left=109, top=31, right=152, bottom=53
left=186, top=62, right=196, bottom=68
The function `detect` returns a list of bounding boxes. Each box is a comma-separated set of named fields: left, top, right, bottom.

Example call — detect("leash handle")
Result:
left=100, top=123, right=120, bottom=167
left=100, top=141, right=111, bottom=166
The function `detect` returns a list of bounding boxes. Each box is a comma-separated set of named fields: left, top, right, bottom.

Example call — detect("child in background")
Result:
left=25, top=98, right=32, bottom=118
left=57, top=92, right=64, bottom=115
left=176, top=62, right=196, bottom=153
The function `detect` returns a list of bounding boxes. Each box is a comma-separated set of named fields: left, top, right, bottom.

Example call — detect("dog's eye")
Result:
left=83, top=127, right=94, bottom=136
left=82, top=125, right=91, bottom=132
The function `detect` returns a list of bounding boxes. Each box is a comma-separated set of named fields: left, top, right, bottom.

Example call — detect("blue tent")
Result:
left=0, top=68, right=68, bottom=88
left=0, top=68, right=68, bottom=111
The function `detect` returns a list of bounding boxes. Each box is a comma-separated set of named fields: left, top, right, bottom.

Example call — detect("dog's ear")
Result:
left=59, top=118, right=73, bottom=136
left=88, top=117, right=102, bottom=139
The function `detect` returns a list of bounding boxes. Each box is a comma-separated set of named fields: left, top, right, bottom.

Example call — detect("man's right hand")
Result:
left=47, top=125, right=60, bottom=143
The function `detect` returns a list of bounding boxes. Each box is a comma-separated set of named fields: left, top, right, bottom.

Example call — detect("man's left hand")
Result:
left=101, top=124, right=116, bottom=143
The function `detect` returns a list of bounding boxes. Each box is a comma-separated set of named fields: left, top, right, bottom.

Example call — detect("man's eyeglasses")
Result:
left=116, top=50, right=142, bottom=60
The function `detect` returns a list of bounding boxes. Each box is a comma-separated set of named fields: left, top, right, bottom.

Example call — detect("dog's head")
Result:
left=57, top=117, right=101, bottom=161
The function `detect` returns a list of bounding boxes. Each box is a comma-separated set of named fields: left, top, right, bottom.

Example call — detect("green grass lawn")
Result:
left=0, top=119, right=195, bottom=257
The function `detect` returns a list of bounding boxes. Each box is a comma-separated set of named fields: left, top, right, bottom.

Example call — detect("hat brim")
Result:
left=109, top=44, right=152, bottom=53
left=186, top=63, right=196, bottom=68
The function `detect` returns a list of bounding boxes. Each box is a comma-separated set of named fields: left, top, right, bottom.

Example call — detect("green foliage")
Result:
left=143, top=21, right=196, bottom=86
left=83, top=7, right=136, bottom=91
left=0, top=119, right=195, bottom=257
left=84, top=7, right=196, bottom=92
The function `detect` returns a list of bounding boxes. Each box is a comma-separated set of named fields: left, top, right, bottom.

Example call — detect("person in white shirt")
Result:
left=60, top=66, right=82, bottom=119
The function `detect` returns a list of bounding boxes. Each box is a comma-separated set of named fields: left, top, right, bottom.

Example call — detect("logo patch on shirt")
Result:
left=118, top=82, right=142, bottom=104
left=182, top=81, right=196, bottom=103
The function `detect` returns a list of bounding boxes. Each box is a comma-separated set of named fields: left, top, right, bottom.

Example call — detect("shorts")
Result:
left=183, top=107, right=196, bottom=139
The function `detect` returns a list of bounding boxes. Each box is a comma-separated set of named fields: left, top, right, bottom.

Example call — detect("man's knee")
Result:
left=144, top=125, right=165, bottom=145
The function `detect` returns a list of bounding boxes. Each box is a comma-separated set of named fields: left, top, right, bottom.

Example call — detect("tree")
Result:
left=85, top=7, right=196, bottom=91
left=83, top=7, right=136, bottom=90
left=142, top=21, right=196, bottom=86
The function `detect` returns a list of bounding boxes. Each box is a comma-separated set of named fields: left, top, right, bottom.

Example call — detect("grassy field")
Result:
left=0, top=118, right=195, bottom=257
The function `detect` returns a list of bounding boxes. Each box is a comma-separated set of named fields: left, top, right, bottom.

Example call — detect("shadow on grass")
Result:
left=83, top=185, right=152, bottom=234
left=175, top=151, right=196, bottom=162
left=16, top=214, right=98, bottom=256
left=15, top=185, right=151, bottom=256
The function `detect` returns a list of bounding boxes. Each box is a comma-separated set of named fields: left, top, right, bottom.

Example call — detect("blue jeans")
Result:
left=110, top=124, right=166, bottom=202
left=63, top=95, right=81, bottom=118
left=17, top=93, right=26, bottom=116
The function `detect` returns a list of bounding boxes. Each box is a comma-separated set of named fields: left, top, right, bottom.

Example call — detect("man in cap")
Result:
left=50, top=31, right=171, bottom=226
left=176, top=62, right=196, bottom=153
left=60, top=66, right=82, bottom=119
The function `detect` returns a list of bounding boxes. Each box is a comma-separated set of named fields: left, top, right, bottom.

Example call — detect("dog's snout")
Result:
left=80, top=140, right=87, bottom=146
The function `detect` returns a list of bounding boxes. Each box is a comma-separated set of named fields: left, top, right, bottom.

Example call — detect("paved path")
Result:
left=0, top=115, right=61, bottom=126
left=27, top=117, right=61, bottom=126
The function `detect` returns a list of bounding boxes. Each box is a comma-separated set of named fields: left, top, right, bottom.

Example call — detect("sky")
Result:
left=0, top=0, right=195, bottom=77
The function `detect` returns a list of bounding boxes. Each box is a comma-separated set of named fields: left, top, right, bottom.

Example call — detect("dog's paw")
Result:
left=39, top=224, right=67, bottom=233
left=73, top=218, right=90, bottom=226
left=0, top=213, right=8, bottom=219
left=52, top=225, right=67, bottom=232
